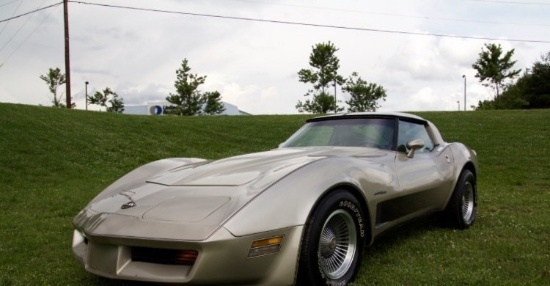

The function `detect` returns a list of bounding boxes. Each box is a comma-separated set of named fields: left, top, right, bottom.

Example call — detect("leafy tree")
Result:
left=524, top=52, right=550, bottom=108
left=474, top=100, right=495, bottom=110
left=343, top=72, right=387, bottom=112
left=296, top=41, right=345, bottom=114
left=475, top=87, right=528, bottom=110
left=475, top=51, right=550, bottom=110
left=493, top=70, right=530, bottom=109
left=296, top=92, right=342, bottom=114
left=88, top=88, right=109, bottom=107
left=88, top=87, right=124, bottom=113
left=472, top=43, right=521, bottom=99
left=166, top=59, right=206, bottom=116
left=202, top=91, right=225, bottom=115
left=40, top=67, right=73, bottom=108
left=107, top=94, right=125, bottom=113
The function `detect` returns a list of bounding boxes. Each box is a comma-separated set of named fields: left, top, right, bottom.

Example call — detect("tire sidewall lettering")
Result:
left=339, top=199, right=365, bottom=238
left=299, top=191, right=366, bottom=285
left=317, top=197, right=364, bottom=285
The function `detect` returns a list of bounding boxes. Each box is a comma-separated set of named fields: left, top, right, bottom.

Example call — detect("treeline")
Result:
left=474, top=45, right=550, bottom=110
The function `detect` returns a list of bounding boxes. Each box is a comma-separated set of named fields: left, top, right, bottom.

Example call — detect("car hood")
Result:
left=75, top=147, right=388, bottom=241
left=147, top=148, right=315, bottom=186
left=146, top=147, right=386, bottom=186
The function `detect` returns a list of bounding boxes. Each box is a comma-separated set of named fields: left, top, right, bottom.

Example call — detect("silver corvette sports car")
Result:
left=72, top=112, right=478, bottom=285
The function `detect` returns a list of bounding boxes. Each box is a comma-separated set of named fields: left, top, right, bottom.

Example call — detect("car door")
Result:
left=376, top=119, right=453, bottom=224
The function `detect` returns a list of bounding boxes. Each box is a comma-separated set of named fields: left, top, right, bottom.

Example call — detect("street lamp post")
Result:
left=334, top=77, right=337, bottom=114
left=85, top=81, right=89, bottom=111
left=462, top=75, right=466, bottom=111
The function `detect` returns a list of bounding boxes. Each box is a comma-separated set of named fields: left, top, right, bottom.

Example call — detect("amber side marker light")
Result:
left=248, top=236, right=283, bottom=258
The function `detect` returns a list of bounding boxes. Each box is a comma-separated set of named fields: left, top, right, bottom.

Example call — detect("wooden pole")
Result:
left=64, top=0, right=71, bottom=108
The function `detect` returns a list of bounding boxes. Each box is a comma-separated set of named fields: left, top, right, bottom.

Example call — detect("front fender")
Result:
left=223, top=156, right=395, bottom=237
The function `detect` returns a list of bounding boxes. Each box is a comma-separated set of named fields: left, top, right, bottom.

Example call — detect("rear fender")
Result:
left=443, top=143, right=478, bottom=205
left=449, top=143, right=478, bottom=182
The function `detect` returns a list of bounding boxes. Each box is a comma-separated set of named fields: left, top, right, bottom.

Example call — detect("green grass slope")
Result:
left=0, top=103, right=548, bottom=285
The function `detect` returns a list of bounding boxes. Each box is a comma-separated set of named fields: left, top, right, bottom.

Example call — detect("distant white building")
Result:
left=124, top=101, right=249, bottom=116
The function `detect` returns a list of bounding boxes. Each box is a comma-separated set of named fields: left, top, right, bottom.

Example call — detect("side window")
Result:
left=397, top=120, right=434, bottom=152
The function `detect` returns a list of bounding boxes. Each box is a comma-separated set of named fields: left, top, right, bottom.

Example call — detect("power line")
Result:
left=0, top=0, right=24, bottom=36
left=0, top=2, right=62, bottom=24
left=1, top=1, right=549, bottom=45
left=466, top=0, right=550, bottom=5
left=226, top=0, right=550, bottom=27
left=0, top=0, right=54, bottom=65
left=0, top=2, right=61, bottom=66
left=0, top=0, right=49, bottom=54
left=70, top=1, right=550, bottom=44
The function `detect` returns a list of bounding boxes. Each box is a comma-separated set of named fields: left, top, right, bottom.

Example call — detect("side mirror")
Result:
left=406, top=139, right=425, bottom=158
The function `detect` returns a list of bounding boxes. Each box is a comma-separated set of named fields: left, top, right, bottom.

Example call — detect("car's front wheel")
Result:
left=297, top=190, right=366, bottom=285
left=445, top=169, right=477, bottom=229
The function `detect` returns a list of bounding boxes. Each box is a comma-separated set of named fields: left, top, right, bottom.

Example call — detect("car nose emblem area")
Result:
left=121, top=202, right=136, bottom=209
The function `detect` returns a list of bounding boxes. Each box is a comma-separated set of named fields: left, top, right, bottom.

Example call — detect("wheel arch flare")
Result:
left=223, top=156, right=380, bottom=241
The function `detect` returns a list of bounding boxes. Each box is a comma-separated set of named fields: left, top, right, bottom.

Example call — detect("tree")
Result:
left=88, top=87, right=125, bottom=113
left=343, top=72, right=387, bottom=112
left=495, top=73, right=530, bottom=109
left=472, top=43, right=521, bottom=99
left=475, top=51, right=550, bottom=110
left=107, top=93, right=125, bottom=113
left=524, top=52, right=550, bottom=108
left=296, top=92, right=342, bottom=114
left=40, top=67, right=73, bottom=108
left=202, top=91, right=225, bottom=115
left=296, top=41, right=345, bottom=114
left=166, top=59, right=206, bottom=116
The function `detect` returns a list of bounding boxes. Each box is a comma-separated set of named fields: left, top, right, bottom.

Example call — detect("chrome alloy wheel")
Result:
left=462, top=181, right=475, bottom=222
left=318, top=209, right=357, bottom=280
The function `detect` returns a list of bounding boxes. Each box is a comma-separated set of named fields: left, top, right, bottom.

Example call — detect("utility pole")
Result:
left=462, top=75, right=466, bottom=111
left=85, top=81, right=89, bottom=110
left=334, top=77, right=337, bottom=114
left=64, top=0, right=72, bottom=108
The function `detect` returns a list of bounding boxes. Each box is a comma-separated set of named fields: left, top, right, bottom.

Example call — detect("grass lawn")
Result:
left=0, top=103, right=548, bottom=285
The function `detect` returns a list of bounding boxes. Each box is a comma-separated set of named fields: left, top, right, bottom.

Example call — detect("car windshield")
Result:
left=281, top=118, right=395, bottom=150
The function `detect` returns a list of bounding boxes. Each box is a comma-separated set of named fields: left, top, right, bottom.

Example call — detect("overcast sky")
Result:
left=1, top=0, right=549, bottom=114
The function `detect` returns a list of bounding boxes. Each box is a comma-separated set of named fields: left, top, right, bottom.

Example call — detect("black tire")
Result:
left=297, top=190, right=366, bottom=286
left=445, top=169, right=477, bottom=230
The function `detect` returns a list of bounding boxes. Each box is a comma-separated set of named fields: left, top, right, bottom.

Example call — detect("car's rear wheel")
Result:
left=445, top=169, right=477, bottom=229
left=297, top=190, right=365, bottom=285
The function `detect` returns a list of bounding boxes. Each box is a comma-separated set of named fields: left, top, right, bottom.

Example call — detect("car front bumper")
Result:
left=72, top=225, right=303, bottom=285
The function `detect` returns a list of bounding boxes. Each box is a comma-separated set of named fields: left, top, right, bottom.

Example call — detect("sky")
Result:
left=1, top=0, right=549, bottom=114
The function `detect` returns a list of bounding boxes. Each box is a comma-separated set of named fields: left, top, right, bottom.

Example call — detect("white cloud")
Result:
left=1, top=0, right=548, bottom=113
